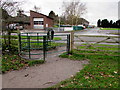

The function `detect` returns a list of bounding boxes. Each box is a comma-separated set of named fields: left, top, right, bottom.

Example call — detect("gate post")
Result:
left=67, top=34, right=70, bottom=54
left=43, top=36, right=47, bottom=61
left=70, top=31, right=74, bottom=51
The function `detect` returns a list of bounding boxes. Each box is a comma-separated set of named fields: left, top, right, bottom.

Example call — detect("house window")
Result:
left=34, top=21, right=44, bottom=25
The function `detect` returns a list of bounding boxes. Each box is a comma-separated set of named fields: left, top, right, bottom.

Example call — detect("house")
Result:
left=7, top=12, right=30, bottom=29
left=7, top=10, right=54, bottom=30
left=78, top=18, right=89, bottom=27
left=30, top=10, right=54, bottom=30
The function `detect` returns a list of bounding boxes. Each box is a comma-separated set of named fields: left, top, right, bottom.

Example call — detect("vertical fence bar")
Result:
left=18, top=33, right=21, bottom=54
left=27, top=33, right=31, bottom=59
left=67, top=34, right=70, bottom=54
left=37, top=33, right=39, bottom=46
left=43, top=36, right=46, bottom=61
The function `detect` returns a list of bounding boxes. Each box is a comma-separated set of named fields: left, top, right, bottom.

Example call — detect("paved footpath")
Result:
left=2, top=56, right=89, bottom=88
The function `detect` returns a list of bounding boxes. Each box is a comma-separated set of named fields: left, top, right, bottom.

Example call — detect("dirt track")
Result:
left=2, top=56, right=89, bottom=88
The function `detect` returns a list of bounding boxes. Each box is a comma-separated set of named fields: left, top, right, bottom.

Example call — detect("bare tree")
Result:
left=62, top=0, right=86, bottom=25
left=33, top=5, right=41, bottom=13
left=0, top=0, right=24, bottom=51
left=0, top=0, right=23, bottom=16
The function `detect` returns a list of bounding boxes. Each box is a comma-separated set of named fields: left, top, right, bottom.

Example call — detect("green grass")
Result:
left=77, top=45, right=118, bottom=51
left=100, top=28, right=120, bottom=30
left=2, top=35, right=62, bottom=40
left=2, top=54, right=44, bottom=73
left=52, top=44, right=119, bottom=88
left=20, top=36, right=62, bottom=40
left=20, top=39, right=65, bottom=50
left=81, top=43, right=118, bottom=47
left=2, top=36, right=64, bottom=51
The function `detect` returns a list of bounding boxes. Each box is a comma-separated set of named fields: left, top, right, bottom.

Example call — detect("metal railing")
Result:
left=18, top=32, right=70, bottom=60
left=73, top=34, right=119, bottom=56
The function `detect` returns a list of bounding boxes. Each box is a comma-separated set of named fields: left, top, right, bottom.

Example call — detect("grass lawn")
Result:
left=52, top=44, right=119, bottom=88
left=100, top=28, right=120, bottom=30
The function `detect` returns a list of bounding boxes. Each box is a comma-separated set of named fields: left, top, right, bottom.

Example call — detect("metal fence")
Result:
left=18, top=32, right=70, bottom=60
left=73, top=34, right=119, bottom=56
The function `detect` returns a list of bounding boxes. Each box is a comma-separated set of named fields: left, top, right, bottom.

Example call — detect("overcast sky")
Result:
left=15, top=0, right=119, bottom=25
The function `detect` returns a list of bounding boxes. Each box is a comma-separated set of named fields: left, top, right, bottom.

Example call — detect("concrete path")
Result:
left=2, top=56, right=89, bottom=88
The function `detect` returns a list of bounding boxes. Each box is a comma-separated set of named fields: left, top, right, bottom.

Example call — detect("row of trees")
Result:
left=97, top=19, right=120, bottom=28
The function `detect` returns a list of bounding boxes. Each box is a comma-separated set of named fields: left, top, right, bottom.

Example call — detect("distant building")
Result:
left=7, top=10, right=54, bottom=30
left=30, top=10, right=53, bottom=30
left=78, top=18, right=89, bottom=27
left=7, top=12, right=30, bottom=29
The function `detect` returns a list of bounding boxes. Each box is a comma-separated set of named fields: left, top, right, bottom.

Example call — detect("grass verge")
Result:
left=52, top=44, right=119, bottom=88
left=100, top=28, right=120, bottom=30
left=2, top=54, right=44, bottom=73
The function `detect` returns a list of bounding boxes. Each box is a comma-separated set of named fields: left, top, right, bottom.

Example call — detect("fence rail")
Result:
left=70, top=32, right=119, bottom=56
left=18, top=32, right=71, bottom=60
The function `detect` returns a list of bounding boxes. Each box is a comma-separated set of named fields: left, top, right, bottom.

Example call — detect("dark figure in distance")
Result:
left=51, top=30, right=54, bottom=40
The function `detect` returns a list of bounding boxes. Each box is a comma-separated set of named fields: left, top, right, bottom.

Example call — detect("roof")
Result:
left=30, top=10, right=53, bottom=20
left=7, top=14, right=30, bottom=23
left=79, top=18, right=89, bottom=23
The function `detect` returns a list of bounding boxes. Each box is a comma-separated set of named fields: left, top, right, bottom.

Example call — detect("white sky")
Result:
left=15, top=0, right=119, bottom=25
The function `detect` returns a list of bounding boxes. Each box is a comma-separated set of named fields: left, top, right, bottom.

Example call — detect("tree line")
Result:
left=97, top=19, right=120, bottom=28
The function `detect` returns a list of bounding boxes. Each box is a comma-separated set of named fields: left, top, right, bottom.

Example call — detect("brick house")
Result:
left=30, top=10, right=53, bottom=30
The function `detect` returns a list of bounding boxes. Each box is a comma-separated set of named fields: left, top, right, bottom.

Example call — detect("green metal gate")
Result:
left=18, top=32, right=70, bottom=60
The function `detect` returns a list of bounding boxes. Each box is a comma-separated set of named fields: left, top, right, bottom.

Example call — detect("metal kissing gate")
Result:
left=18, top=32, right=70, bottom=60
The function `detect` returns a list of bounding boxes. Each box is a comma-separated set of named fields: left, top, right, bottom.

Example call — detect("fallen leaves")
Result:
left=114, top=71, right=117, bottom=74
left=84, top=76, right=89, bottom=79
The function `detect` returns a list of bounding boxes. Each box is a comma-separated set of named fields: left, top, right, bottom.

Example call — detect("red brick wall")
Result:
left=30, top=10, right=53, bottom=30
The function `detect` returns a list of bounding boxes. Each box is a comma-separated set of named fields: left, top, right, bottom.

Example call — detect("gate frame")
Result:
left=18, top=32, right=71, bottom=61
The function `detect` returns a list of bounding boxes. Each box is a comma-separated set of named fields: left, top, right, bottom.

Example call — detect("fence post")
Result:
left=70, top=31, right=74, bottom=51
left=18, top=33, right=21, bottom=53
left=37, top=33, right=39, bottom=46
left=67, top=34, right=70, bottom=54
left=27, top=33, right=31, bottom=59
left=43, top=36, right=47, bottom=61
left=17, top=28, right=21, bottom=55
